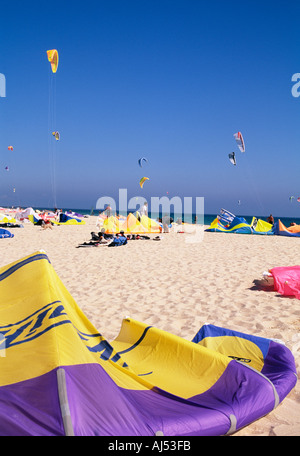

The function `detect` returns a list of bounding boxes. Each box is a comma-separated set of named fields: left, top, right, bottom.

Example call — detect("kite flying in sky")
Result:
left=233, top=132, right=245, bottom=153
left=138, top=157, right=148, bottom=167
left=139, top=177, right=149, bottom=188
left=228, top=152, right=236, bottom=166
left=47, top=49, right=59, bottom=73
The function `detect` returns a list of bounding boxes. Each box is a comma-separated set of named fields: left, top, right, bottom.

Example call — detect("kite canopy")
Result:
left=100, top=213, right=162, bottom=234
left=52, top=131, right=60, bottom=141
left=0, top=214, right=18, bottom=225
left=273, top=220, right=300, bottom=237
left=0, top=252, right=296, bottom=436
left=58, top=213, right=85, bottom=225
left=228, top=152, right=236, bottom=166
left=270, top=266, right=300, bottom=299
left=47, top=49, right=59, bottom=73
left=233, top=131, right=245, bottom=153
left=206, top=211, right=300, bottom=237
left=140, top=214, right=161, bottom=233
left=206, top=209, right=274, bottom=235
left=8, top=146, right=13, bottom=151
left=138, top=157, right=148, bottom=167
left=139, top=177, right=149, bottom=188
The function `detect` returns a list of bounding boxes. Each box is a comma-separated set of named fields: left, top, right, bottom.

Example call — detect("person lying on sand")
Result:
left=253, top=272, right=274, bottom=289
left=41, top=220, right=53, bottom=230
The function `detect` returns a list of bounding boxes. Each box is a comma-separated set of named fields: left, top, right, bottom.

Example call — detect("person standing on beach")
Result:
left=162, top=214, right=173, bottom=233
left=140, top=201, right=148, bottom=217
left=267, top=214, right=274, bottom=224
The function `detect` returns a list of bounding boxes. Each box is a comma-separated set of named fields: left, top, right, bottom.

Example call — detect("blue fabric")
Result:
left=59, top=213, right=81, bottom=223
left=108, top=236, right=127, bottom=247
left=192, top=324, right=271, bottom=360
left=0, top=228, right=14, bottom=239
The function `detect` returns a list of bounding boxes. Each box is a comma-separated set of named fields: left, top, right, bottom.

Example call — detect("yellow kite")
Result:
left=47, top=49, right=59, bottom=73
left=139, top=177, right=149, bottom=188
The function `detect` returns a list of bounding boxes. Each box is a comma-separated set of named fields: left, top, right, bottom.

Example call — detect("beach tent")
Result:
left=273, top=220, right=300, bottom=237
left=0, top=251, right=296, bottom=436
left=0, top=228, right=14, bottom=238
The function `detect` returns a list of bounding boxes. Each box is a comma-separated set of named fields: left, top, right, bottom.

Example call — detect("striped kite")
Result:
left=139, top=177, right=149, bottom=188
left=233, top=132, right=245, bottom=153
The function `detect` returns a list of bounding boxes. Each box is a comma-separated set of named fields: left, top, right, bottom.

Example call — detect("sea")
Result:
left=33, top=207, right=300, bottom=228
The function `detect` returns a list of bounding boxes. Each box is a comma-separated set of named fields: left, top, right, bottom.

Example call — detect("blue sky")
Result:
left=0, top=0, right=299, bottom=217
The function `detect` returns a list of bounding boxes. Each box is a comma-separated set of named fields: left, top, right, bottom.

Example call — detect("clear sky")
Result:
left=0, top=0, right=299, bottom=217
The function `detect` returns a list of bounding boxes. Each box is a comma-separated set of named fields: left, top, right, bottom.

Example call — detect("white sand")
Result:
left=0, top=215, right=299, bottom=436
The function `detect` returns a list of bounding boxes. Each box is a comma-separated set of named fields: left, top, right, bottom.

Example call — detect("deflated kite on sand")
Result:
left=256, top=266, right=300, bottom=300
left=100, top=213, right=161, bottom=234
left=0, top=252, right=296, bottom=436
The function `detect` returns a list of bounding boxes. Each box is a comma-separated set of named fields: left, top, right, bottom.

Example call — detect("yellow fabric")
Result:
left=139, top=177, right=149, bottom=188
left=58, top=219, right=85, bottom=225
left=0, top=215, right=17, bottom=224
left=47, top=49, right=59, bottom=73
left=111, top=318, right=231, bottom=398
left=140, top=215, right=161, bottom=233
left=251, top=218, right=273, bottom=233
left=119, top=214, right=146, bottom=233
left=102, top=216, right=121, bottom=233
left=0, top=252, right=232, bottom=400
left=209, top=218, right=219, bottom=229
left=195, top=336, right=264, bottom=372
left=101, top=213, right=161, bottom=234
left=0, top=252, right=143, bottom=390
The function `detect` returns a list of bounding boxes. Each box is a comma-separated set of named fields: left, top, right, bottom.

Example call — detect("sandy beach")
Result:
left=0, top=214, right=299, bottom=436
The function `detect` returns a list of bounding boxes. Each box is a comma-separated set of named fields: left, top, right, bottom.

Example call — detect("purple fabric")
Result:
left=0, top=353, right=296, bottom=436
left=0, top=370, right=65, bottom=436
left=63, top=361, right=290, bottom=435
left=262, top=340, right=297, bottom=403
left=65, top=363, right=231, bottom=436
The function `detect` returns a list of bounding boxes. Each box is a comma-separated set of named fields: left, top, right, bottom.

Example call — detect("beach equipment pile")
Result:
left=206, top=208, right=300, bottom=236
left=0, top=251, right=296, bottom=436
left=13, top=207, right=85, bottom=226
